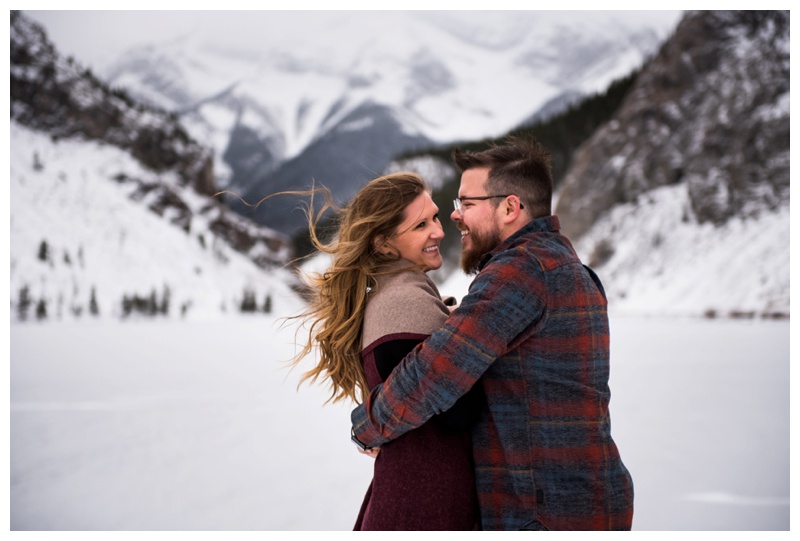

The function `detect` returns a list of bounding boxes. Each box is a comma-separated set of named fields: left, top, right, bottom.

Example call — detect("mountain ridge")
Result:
left=71, top=10, right=680, bottom=234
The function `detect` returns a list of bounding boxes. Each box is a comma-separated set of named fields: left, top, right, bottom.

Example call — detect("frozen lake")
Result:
left=9, top=315, right=790, bottom=531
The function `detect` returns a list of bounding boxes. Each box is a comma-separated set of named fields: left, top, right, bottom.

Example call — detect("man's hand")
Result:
left=357, top=447, right=380, bottom=459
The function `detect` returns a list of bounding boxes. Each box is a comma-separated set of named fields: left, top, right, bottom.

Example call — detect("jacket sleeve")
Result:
left=351, top=248, right=548, bottom=446
left=372, top=338, right=484, bottom=432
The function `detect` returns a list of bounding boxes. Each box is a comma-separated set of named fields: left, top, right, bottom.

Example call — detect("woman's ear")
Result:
left=373, top=235, right=398, bottom=257
left=372, top=235, right=391, bottom=256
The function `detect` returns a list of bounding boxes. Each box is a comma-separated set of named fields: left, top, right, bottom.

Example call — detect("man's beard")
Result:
left=461, top=224, right=502, bottom=275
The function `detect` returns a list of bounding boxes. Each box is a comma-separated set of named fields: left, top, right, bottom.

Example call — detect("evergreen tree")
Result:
left=36, top=298, right=47, bottom=320
left=17, top=286, right=32, bottom=321
left=148, top=290, right=158, bottom=316
left=263, top=294, right=272, bottom=314
left=37, top=240, right=49, bottom=262
left=241, top=289, right=257, bottom=312
left=160, top=286, right=171, bottom=315
left=89, top=287, right=99, bottom=316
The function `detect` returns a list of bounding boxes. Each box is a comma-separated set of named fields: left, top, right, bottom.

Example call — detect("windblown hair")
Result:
left=289, top=172, right=428, bottom=404
left=452, top=135, right=554, bottom=218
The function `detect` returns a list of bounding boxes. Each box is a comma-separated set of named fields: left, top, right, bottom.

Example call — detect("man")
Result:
left=351, top=136, right=634, bottom=530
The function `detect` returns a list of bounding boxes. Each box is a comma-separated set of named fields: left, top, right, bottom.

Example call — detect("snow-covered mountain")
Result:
left=441, top=11, right=790, bottom=319
left=63, top=10, right=682, bottom=234
left=10, top=11, right=305, bottom=322
left=14, top=10, right=784, bottom=322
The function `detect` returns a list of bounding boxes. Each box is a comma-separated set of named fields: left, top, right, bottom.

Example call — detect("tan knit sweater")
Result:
left=361, top=260, right=451, bottom=350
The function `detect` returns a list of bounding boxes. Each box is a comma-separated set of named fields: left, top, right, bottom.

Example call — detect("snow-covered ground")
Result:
left=10, top=315, right=789, bottom=531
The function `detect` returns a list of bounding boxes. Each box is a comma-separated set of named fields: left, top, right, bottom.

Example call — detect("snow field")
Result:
left=10, top=315, right=790, bottom=531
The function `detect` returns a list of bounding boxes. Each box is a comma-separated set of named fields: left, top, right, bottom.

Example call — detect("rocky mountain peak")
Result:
left=555, top=10, right=789, bottom=241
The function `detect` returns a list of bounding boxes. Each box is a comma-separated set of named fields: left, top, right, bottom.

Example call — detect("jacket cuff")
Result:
left=350, top=401, right=386, bottom=447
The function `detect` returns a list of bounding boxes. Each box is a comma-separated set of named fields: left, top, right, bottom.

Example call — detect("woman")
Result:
left=291, top=172, right=480, bottom=530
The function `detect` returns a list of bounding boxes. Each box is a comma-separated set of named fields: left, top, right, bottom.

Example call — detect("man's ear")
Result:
left=500, top=196, right=523, bottom=223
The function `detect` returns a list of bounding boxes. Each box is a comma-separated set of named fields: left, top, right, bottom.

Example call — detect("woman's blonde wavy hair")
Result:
left=289, top=172, right=429, bottom=404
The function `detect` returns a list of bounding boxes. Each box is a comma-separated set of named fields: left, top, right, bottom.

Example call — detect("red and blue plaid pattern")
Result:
left=351, top=216, right=634, bottom=530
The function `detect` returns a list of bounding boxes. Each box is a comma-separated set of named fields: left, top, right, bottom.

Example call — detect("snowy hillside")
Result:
left=9, top=122, right=304, bottom=322
left=572, top=186, right=789, bottom=318
left=439, top=188, right=788, bottom=320
left=441, top=186, right=790, bottom=319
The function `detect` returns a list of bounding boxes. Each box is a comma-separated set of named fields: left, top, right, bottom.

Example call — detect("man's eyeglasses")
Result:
left=453, top=195, right=524, bottom=213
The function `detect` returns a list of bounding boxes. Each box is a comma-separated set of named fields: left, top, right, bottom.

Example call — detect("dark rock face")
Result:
left=555, top=10, right=789, bottom=240
left=10, top=10, right=215, bottom=197
left=237, top=101, right=432, bottom=235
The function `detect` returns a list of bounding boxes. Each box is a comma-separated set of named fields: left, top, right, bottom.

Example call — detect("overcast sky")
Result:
left=23, top=9, right=685, bottom=75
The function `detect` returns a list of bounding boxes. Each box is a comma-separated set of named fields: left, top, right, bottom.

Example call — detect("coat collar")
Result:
left=478, top=215, right=561, bottom=271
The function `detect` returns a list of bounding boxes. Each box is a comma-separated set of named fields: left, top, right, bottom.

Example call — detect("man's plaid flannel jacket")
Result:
left=351, top=216, right=634, bottom=530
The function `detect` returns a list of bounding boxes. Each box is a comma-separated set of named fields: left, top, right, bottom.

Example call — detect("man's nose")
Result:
left=450, top=208, right=462, bottom=223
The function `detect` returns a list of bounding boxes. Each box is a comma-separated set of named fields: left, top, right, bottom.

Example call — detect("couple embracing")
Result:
left=292, top=136, right=634, bottom=531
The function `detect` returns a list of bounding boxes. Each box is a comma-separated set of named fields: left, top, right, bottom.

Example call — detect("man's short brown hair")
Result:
left=452, top=135, right=553, bottom=218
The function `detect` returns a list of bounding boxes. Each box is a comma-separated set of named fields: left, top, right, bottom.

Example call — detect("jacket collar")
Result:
left=477, top=215, right=561, bottom=271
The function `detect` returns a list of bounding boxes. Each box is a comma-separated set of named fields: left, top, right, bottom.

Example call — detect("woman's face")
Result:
left=384, top=191, right=444, bottom=271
